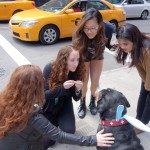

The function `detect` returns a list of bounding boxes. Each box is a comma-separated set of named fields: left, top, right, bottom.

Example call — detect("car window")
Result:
left=112, top=0, right=123, bottom=4
left=33, top=0, right=49, bottom=7
left=128, top=0, right=144, bottom=4
left=39, top=0, right=72, bottom=12
left=106, top=0, right=124, bottom=4
left=87, top=1, right=110, bottom=10
left=69, top=2, right=87, bottom=12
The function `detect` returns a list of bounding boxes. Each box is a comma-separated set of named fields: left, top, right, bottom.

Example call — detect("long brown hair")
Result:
left=49, top=45, right=85, bottom=89
left=0, top=65, right=44, bottom=138
left=73, top=8, right=106, bottom=59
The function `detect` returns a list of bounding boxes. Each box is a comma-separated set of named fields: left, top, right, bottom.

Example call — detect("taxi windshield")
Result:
left=39, top=0, right=72, bottom=12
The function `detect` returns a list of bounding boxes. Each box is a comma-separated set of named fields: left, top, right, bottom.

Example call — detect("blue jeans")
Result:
left=136, top=82, right=150, bottom=124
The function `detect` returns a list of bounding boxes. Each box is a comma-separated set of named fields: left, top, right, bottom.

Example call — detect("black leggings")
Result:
left=43, top=100, right=75, bottom=149
left=136, top=82, right=150, bottom=124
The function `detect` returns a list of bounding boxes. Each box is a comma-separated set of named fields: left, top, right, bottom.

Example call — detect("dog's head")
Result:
left=97, top=88, right=130, bottom=120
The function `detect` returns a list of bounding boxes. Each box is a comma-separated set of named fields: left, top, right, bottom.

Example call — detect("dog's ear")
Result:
left=120, top=93, right=130, bottom=108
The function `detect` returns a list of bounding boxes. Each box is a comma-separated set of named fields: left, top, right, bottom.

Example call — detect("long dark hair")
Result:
left=116, top=23, right=150, bottom=67
left=73, top=8, right=106, bottom=60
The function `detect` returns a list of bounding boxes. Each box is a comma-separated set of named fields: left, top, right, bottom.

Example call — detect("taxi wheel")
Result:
left=39, top=25, right=59, bottom=45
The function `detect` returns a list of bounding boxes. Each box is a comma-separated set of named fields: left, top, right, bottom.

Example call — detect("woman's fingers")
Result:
left=96, top=130, right=115, bottom=147
left=63, top=80, right=75, bottom=89
left=101, top=134, right=115, bottom=141
left=102, top=133, right=113, bottom=137
left=101, top=143, right=112, bottom=147
left=74, top=80, right=83, bottom=91
left=102, top=137, right=115, bottom=143
left=98, top=129, right=104, bottom=134
left=101, top=139, right=114, bottom=147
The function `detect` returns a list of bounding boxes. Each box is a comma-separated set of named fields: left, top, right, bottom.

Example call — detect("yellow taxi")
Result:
left=0, top=0, right=35, bottom=21
left=9, top=0, right=126, bottom=45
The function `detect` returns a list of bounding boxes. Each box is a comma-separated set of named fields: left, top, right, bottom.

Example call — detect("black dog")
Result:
left=96, top=88, right=144, bottom=150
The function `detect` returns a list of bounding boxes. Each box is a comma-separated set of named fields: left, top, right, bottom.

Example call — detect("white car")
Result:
left=107, top=0, right=150, bottom=19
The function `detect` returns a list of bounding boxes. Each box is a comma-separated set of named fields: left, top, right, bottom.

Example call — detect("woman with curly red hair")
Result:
left=42, top=45, right=86, bottom=147
left=0, top=65, right=44, bottom=139
left=0, top=64, right=114, bottom=150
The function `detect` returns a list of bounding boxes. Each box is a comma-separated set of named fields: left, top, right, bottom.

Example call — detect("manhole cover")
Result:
left=0, top=67, right=6, bottom=77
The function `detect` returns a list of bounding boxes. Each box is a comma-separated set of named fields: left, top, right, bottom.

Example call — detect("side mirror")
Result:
left=65, top=9, right=74, bottom=14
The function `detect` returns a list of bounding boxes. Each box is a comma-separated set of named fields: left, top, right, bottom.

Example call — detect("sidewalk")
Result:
left=49, top=67, right=150, bottom=150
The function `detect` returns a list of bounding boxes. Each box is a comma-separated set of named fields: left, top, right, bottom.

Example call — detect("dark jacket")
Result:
left=104, top=21, right=116, bottom=49
left=0, top=113, right=97, bottom=150
left=42, top=63, right=81, bottom=118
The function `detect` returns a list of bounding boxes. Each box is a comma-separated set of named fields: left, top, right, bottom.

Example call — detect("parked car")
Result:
left=9, top=0, right=126, bottom=45
left=0, top=0, right=35, bottom=21
left=106, top=0, right=150, bottom=19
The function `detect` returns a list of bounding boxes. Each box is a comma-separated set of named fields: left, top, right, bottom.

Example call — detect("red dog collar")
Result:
left=101, top=119, right=128, bottom=126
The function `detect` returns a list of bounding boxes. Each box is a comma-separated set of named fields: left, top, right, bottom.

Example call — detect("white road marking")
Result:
left=0, top=34, right=31, bottom=66
left=0, top=27, right=9, bottom=29
left=0, top=33, right=130, bottom=67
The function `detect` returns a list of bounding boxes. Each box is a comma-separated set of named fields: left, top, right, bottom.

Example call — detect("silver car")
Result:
left=107, top=0, right=150, bottom=19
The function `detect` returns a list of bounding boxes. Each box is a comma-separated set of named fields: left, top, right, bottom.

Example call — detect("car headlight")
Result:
left=19, top=20, right=38, bottom=27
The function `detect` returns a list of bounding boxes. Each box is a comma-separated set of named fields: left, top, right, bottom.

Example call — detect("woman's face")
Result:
left=118, top=39, right=134, bottom=53
left=67, top=50, right=80, bottom=72
left=83, top=17, right=99, bottom=39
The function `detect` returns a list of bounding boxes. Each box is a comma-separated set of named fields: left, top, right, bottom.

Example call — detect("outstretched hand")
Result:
left=96, top=129, right=114, bottom=147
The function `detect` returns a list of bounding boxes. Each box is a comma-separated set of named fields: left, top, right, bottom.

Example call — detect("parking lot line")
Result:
left=0, top=34, right=31, bottom=66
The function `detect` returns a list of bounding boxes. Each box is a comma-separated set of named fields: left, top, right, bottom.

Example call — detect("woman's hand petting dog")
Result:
left=96, top=129, right=114, bottom=147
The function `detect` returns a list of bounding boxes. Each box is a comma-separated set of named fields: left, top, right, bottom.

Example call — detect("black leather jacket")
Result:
left=0, top=113, right=97, bottom=150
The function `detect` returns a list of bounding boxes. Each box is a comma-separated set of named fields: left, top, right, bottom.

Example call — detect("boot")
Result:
left=89, top=95, right=97, bottom=115
left=78, top=97, right=86, bottom=119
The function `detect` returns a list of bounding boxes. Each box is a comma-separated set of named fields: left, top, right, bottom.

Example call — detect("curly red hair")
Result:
left=0, top=65, right=44, bottom=138
left=49, top=45, right=86, bottom=89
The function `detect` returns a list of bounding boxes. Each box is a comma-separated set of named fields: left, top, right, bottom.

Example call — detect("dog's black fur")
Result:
left=96, top=88, right=144, bottom=150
